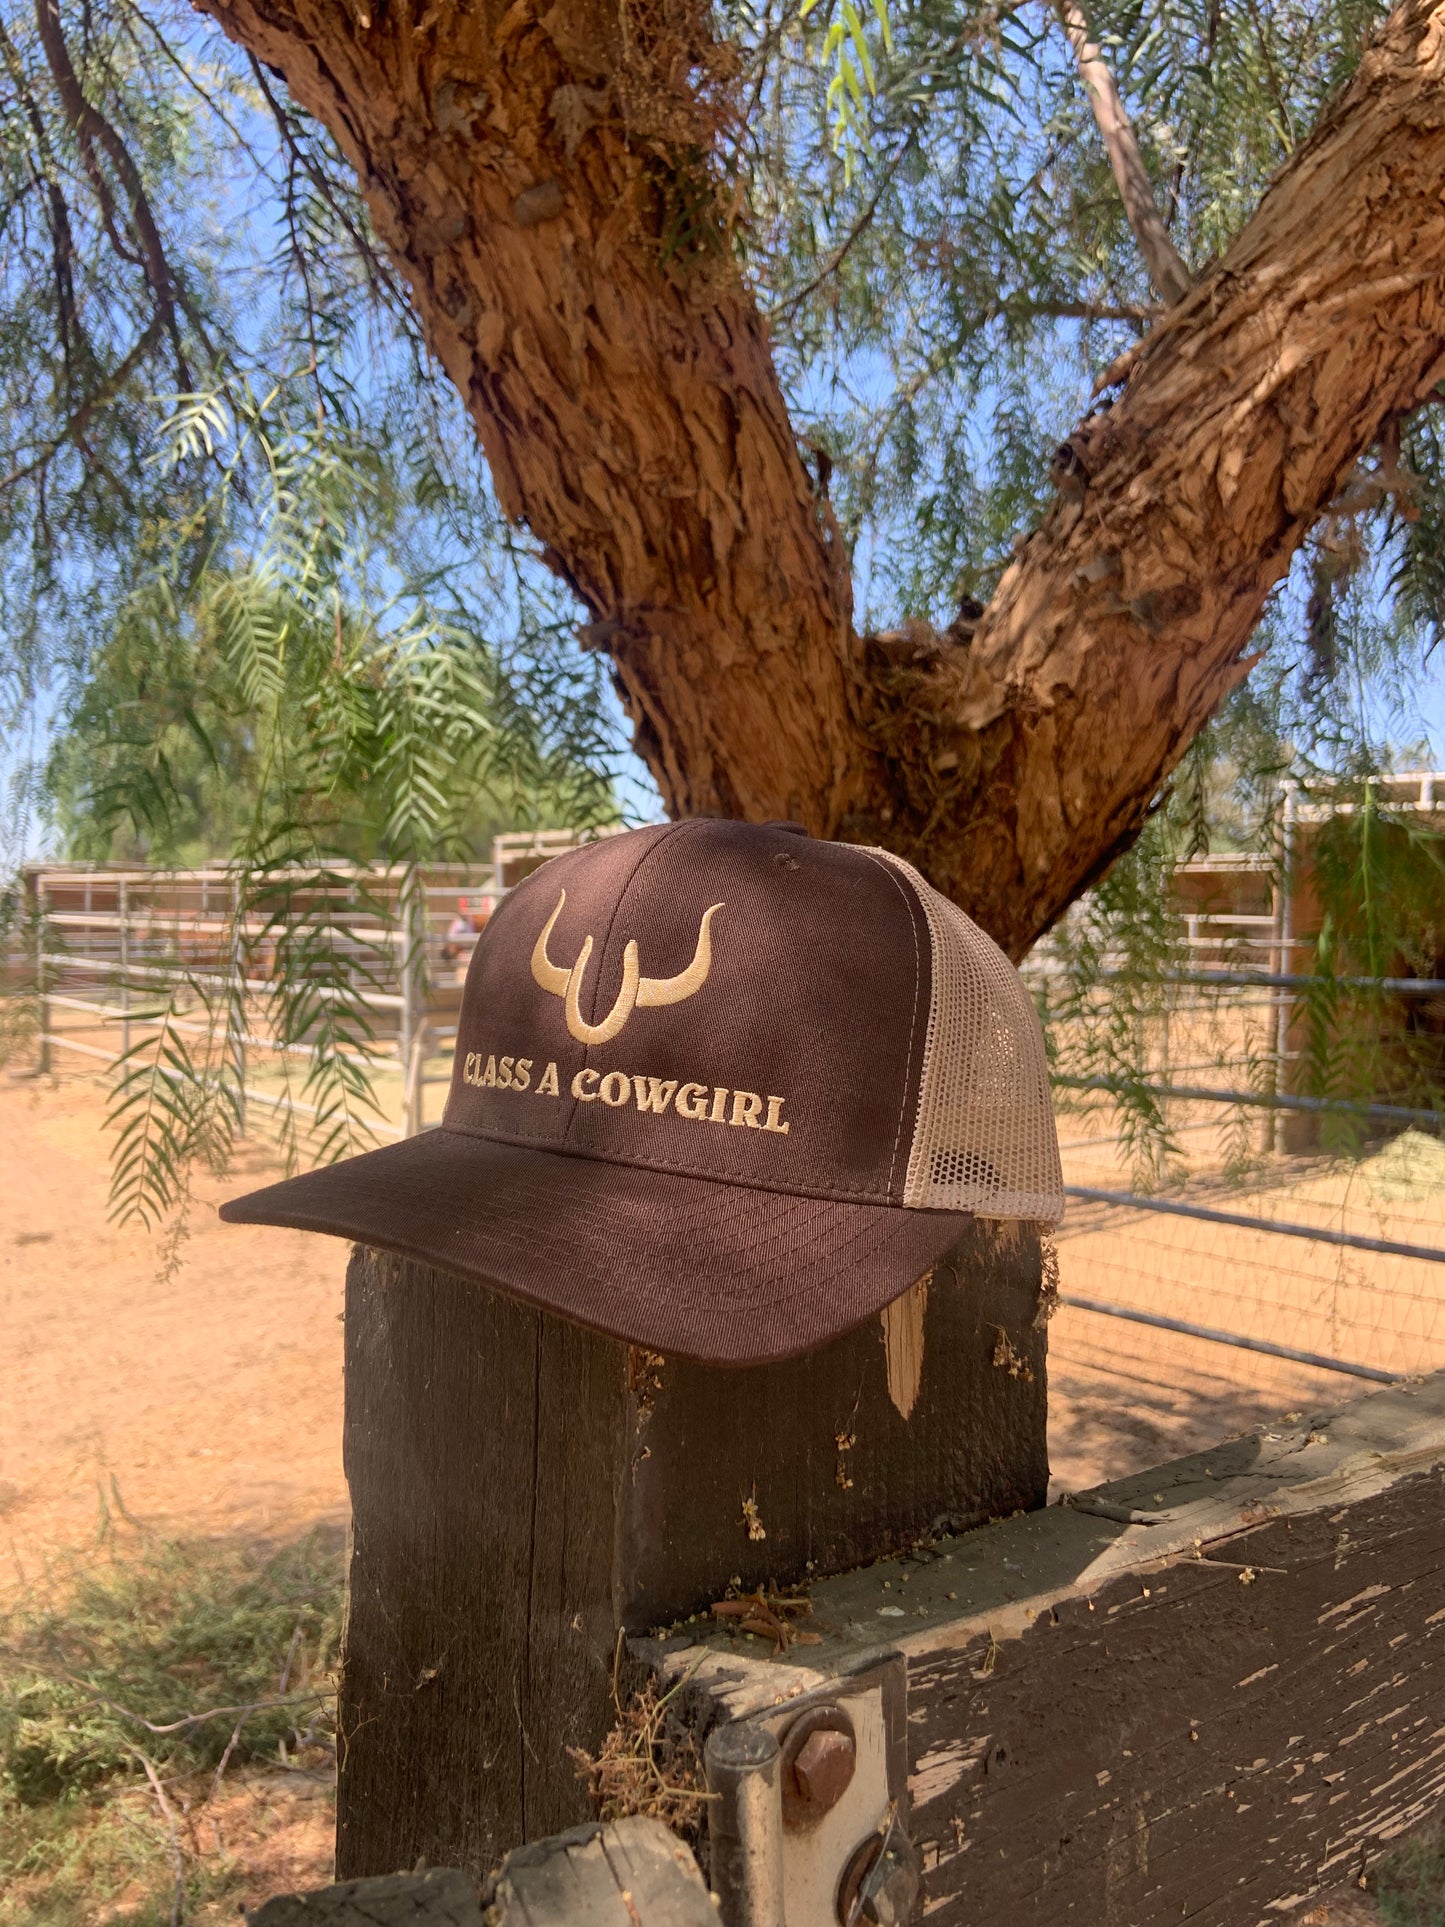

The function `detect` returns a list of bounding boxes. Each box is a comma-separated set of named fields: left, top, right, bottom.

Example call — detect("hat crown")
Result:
left=443, top=820, right=1062, bottom=1221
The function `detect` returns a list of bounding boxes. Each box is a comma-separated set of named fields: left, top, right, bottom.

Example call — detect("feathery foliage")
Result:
left=79, top=374, right=615, bottom=1227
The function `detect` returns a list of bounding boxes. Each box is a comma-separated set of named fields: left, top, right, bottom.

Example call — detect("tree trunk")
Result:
left=192, top=0, right=1445, bottom=956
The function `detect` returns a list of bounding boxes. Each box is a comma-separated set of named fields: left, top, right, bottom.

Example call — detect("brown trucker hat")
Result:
left=221, top=820, right=1062, bottom=1363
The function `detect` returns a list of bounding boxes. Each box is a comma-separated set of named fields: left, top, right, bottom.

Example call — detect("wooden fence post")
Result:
left=335, top=1222, right=1049, bottom=1880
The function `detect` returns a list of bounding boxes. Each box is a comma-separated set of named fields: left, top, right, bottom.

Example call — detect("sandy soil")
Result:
left=0, top=1071, right=348, bottom=1910
left=188, top=1770, right=340, bottom=1920
left=0, top=1077, right=349, bottom=1585
left=1044, top=1298, right=1360, bottom=1493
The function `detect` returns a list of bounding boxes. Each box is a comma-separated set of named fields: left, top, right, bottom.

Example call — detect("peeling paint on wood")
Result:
left=482, top=1817, right=718, bottom=1925
left=645, top=1374, right=1445, bottom=1923
left=904, top=1467, right=1445, bottom=1921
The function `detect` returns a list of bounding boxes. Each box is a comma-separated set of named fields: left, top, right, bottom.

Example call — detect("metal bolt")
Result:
left=780, top=1703, right=857, bottom=1827
left=856, top=1839, right=921, bottom=1925
left=837, top=1825, right=923, bottom=1927
left=793, top=1727, right=857, bottom=1814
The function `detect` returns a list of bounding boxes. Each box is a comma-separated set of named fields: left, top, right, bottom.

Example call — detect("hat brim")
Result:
left=219, top=1129, right=975, bottom=1365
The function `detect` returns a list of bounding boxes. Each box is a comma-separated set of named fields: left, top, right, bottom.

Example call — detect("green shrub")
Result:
left=1, top=1533, right=342, bottom=1806
left=1375, top=1820, right=1445, bottom=1927
left=0, top=1531, right=343, bottom=1924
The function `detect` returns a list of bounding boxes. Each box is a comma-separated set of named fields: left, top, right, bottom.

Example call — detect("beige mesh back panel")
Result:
left=873, top=851, right=1064, bottom=1222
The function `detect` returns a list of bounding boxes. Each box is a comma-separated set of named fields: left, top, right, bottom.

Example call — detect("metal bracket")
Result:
left=703, top=1653, right=912, bottom=1927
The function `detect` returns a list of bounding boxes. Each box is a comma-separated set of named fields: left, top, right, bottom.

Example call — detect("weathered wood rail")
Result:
left=647, top=1368, right=1445, bottom=1922
left=257, top=1368, right=1445, bottom=1924
left=248, top=1820, right=715, bottom=1925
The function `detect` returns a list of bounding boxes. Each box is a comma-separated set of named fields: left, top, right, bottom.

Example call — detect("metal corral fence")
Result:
left=1048, top=1110, right=1445, bottom=1388
left=1028, top=777, right=1445, bottom=1402
left=1033, top=976, right=1445, bottom=1392
left=14, top=831, right=609, bottom=1143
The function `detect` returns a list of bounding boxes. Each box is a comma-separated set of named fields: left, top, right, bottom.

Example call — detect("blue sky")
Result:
left=1421, top=679, right=1445, bottom=752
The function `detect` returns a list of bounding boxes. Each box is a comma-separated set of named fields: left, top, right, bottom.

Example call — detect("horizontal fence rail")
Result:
left=19, top=856, right=535, bottom=1141
left=37, top=953, right=410, bottom=1010
left=1065, top=1184, right=1445, bottom=1267
left=1055, top=1073, right=1445, bottom=1131
left=1100, top=969, right=1445, bottom=995
left=1059, top=1294, right=1403, bottom=1383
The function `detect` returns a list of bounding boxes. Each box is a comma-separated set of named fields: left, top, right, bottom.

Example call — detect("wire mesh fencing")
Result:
left=7, top=835, right=611, bottom=1152
left=1032, top=944, right=1445, bottom=1488
left=1055, top=1127, right=1445, bottom=1379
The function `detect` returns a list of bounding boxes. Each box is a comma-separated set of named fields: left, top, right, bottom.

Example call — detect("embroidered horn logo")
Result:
left=531, top=890, right=724, bottom=1045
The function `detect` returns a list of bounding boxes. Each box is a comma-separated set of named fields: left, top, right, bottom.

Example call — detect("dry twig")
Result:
left=0, top=1650, right=325, bottom=1735
left=710, top=1588, right=821, bottom=1653
left=123, top=1743, right=188, bottom=1927
left=568, top=1659, right=712, bottom=1833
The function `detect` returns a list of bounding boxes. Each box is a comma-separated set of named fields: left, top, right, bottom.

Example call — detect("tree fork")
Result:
left=191, top=0, right=1445, bottom=955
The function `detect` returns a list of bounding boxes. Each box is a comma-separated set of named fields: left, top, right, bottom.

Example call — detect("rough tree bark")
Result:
left=190, top=0, right=1445, bottom=957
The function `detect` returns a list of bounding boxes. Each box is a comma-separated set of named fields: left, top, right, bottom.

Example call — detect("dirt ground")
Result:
left=0, top=1079, right=349, bottom=1581
left=0, top=1074, right=350, bottom=1914
left=0, top=1068, right=1399, bottom=1913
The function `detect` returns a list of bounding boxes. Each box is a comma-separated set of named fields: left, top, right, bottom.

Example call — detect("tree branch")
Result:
left=766, top=132, right=915, bottom=322
left=0, top=13, right=78, bottom=388
left=1049, top=0, right=1192, bottom=307
left=1011, top=296, right=1161, bottom=326
left=34, top=0, right=203, bottom=384
left=0, top=310, right=165, bottom=490
left=185, top=0, right=1445, bottom=959
left=121, top=1745, right=187, bottom=1927
left=924, top=0, right=1445, bottom=949
left=245, top=54, right=408, bottom=326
